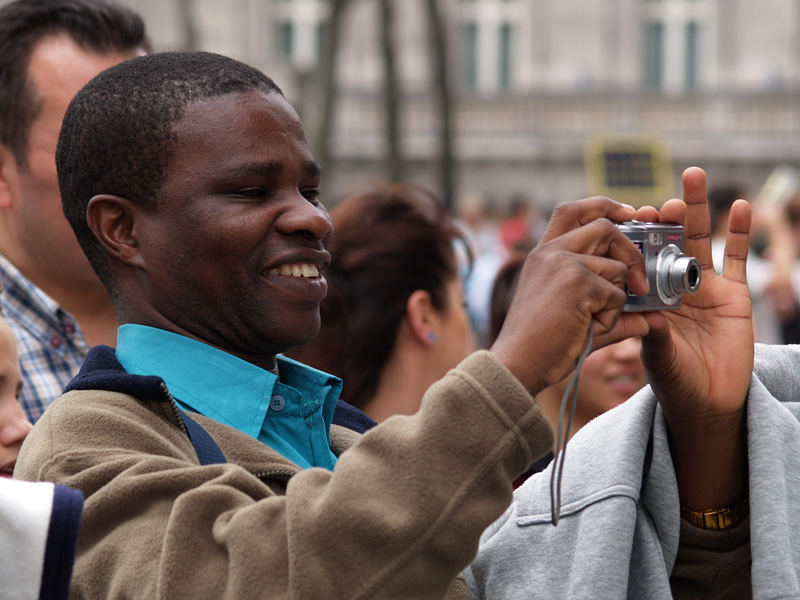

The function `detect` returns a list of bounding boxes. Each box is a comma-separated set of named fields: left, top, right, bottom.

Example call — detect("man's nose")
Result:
left=276, top=194, right=332, bottom=241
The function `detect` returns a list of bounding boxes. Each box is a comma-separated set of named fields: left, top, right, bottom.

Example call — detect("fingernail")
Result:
left=621, top=203, right=635, bottom=211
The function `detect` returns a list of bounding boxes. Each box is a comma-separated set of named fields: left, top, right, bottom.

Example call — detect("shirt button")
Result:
left=50, top=335, right=63, bottom=348
left=270, top=395, right=286, bottom=412
left=63, top=321, right=76, bottom=334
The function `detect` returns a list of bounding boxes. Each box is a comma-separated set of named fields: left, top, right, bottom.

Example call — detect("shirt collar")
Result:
left=115, top=324, right=342, bottom=441
left=0, top=253, right=63, bottom=323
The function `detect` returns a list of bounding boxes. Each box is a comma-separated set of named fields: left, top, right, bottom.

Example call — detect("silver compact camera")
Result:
left=617, top=221, right=701, bottom=311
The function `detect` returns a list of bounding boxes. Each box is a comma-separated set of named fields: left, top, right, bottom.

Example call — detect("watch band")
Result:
left=680, top=499, right=749, bottom=531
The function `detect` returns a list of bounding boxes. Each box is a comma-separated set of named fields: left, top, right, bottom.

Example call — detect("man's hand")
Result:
left=641, top=167, right=753, bottom=509
left=491, top=198, right=651, bottom=395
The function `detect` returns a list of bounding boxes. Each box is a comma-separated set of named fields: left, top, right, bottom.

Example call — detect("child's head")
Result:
left=0, top=315, right=29, bottom=477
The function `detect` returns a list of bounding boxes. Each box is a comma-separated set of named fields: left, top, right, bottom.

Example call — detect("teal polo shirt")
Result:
left=115, top=324, right=341, bottom=470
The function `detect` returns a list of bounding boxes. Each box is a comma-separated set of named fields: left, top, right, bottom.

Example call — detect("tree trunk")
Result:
left=425, top=0, right=456, bottom=211
left=316, top=0, right=348, bottom=176
left=177, top=0, right=198, bottom=50
left=380, top=0, right=402, bottom=182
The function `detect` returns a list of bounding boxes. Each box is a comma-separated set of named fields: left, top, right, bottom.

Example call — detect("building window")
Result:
left=276, top=21, right=294, bottom=59
left=270, top=0, right=328, bottom=70
left=498, top=22, right=513, bottom=90
left=315, top=21, right=326, bottom=65
left=456, top=0, right=524, bottom=93
left=641, top=0, right=708, bottom=92
left=685, top=21, right=700, bottom=90
left=462, top=23, right=479, bottom=91
left=644, top=22, right=663, bottom=89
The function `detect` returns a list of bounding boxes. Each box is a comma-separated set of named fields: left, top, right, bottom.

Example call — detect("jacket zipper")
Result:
left=160, top=381, right=189, bottom=436
left=254, top=470, right=295, bottom=482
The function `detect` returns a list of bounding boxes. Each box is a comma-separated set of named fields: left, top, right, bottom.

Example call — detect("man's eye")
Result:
left=302, top=189, right=321, bottom=205
left=234, top=187, right=272, bottom=199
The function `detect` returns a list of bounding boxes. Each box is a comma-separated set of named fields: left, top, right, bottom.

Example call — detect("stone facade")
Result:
left=19, top=0, right=800, bottom=211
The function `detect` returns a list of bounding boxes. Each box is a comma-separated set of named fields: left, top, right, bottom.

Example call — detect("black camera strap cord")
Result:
left=550, top=324, right=594, bottom=526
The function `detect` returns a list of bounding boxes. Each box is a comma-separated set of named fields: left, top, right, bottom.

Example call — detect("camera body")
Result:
left=617, top=221, right=701, bottom=311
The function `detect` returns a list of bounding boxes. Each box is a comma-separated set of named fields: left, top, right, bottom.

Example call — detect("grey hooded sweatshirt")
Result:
left=466, top=343, right=800, bottom=599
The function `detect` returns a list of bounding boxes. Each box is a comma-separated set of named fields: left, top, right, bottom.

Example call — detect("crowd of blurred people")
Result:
left=462, top=175, right=800, bottom=349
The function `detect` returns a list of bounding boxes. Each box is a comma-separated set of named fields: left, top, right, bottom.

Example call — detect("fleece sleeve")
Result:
left=17, top=351, right=553, bottom=600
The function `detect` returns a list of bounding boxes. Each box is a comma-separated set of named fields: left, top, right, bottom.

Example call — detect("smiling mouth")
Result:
left=608, top=375, right=640, bottom=384
left=267, top=263, right=321, bottom=278
left=606, top=375, right=644, bottom=394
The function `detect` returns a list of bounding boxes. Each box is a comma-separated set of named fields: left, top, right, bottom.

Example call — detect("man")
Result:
left=0, top=0, right=148, bottom=422
left=467, top=168, right=760, bottom=598
left=16, top=51, right=750, bottom=598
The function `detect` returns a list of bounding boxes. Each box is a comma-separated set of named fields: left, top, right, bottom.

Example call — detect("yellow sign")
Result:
left=584, top=134, right=673, bottom=207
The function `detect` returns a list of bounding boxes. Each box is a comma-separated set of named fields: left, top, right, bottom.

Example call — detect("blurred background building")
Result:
left=34, top=0, right=800, bottom=211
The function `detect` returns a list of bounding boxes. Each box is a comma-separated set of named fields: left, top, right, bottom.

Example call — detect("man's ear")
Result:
left=86, top=194, right=144, bottom=267
left=406, top=289, right=440, bottom=348
left=0, top=145, right=20, bottom=209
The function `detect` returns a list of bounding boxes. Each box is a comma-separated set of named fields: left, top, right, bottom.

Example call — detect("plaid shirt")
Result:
left=0, top=255, right=90, bottom=423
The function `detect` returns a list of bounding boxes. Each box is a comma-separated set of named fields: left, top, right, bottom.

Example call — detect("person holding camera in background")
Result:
left=467, top=168, right=800, bottom=599
left=15, top=48, right=756, bottom=598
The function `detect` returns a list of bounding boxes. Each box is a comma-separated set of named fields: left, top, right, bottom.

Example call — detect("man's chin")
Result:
left=282, top=331, right=321, bottom=354
left=272, top=319, right=322, bottom=353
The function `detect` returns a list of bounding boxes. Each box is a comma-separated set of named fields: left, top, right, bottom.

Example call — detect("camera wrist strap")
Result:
left=550, top=323, right=594, bottom=526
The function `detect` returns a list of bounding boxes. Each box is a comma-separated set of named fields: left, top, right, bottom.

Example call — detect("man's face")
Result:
left=133, top=90, right=333, bottom=363
left=1, top=34, right=143, bottom=287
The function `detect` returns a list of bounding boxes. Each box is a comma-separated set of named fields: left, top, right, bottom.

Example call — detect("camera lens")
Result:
left=656, top=245, right=702, bottom=304
left=686, top=261, right=700, bottom=290
left=669, top=255, right=702, bottom=295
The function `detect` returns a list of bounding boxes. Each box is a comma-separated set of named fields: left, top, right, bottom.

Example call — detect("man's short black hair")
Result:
left=56, top=51, right=284, bottom=290
left=0, top=0, right=148, bottom=168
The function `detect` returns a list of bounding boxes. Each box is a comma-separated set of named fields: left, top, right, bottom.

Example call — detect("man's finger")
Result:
left=574, top=254, right=629, bottom=290
left=580, top=275, right=629, bottom=334
left=722, top=199, right=751, bottom=285
left=545, top=219, right=649, bottom=296
left=633, top=205, right=660, bottom=223
left=540, top=197, right=636, bottom=243
left=656, top=198, right=686, bottom=227
left=592, top=312, right=650, bottom=349
left=681, top=167, right=714, bottom=270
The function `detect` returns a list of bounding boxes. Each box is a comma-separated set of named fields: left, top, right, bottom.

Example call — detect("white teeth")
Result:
left=267, top=263, right=319, bottom=278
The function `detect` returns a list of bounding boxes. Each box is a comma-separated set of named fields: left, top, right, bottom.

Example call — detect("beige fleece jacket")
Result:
left=15, top=350, right=553, bottom=600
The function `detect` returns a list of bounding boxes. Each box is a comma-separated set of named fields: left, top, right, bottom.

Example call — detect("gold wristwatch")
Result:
left=680, top=499, right=749, bottom=531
